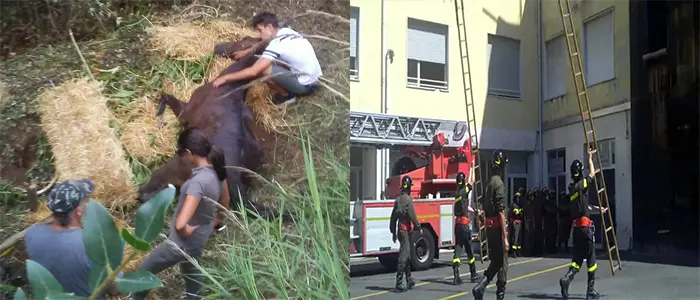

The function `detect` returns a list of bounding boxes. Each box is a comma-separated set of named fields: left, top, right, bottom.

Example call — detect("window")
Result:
left=406, top=18, right=448, bottom=91
left=583, top=9, right=615, bottom=86
left=487, top=34, right=521, bottom=98
left=547, top=148, right=568, bottom=198
left=546, top=35, right=567, bottom=99
left=350, top=7, right=359, bottom=80
left=583, top=138, right=615, bottom=171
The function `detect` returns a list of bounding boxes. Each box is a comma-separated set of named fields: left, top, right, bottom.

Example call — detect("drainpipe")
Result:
left=537, top=0, right=544, bottom=187
left=382, top=50, right=395, bottom=198
left=376, top=0, right=386, bottom=200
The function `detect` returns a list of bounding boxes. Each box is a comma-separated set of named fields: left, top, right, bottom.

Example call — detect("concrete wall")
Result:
left=541, top=0, right=631, bottom=123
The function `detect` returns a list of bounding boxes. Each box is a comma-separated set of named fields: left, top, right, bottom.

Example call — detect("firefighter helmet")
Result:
left=491, top=149, right=508, bottom=169
left=456, top=172, right=467, bottom=187
left=570, top=159, right=584, bottom=181
left=401, top=176, right=413, bottom=192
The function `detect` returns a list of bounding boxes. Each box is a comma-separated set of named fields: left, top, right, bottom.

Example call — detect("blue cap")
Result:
left=47, top=179, right=95, bottom=214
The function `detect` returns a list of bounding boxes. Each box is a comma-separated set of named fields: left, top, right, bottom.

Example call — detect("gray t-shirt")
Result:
left=24, top=223, right=97, bottom=298
left=168, top=165, right=222, bottom=256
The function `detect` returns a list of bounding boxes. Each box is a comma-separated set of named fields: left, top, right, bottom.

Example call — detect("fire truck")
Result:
left=348, top=113, right=485, bottom=270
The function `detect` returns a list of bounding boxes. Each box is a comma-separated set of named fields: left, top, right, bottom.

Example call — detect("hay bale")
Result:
left=147, top=20, right=256, bottom=61
left=38, top=78, right=136, bottom=209
left=120, top=95, right=179, bottom=161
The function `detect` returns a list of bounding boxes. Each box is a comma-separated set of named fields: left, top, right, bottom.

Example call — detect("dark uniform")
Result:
left=472, top=150, right=509, bottom=300
left=532, top=188, right=545, bottom=256
left=557, top=190, right=572, bottom=253
left=509, top=188, right=524, bottom=258
left=390, top=176, right=421, bottom=292
left=452, top=172, right=481, bottom=285
left=559, top=160, right=600, bottom=300
left=543, top=189, right=559, bottom=254
left=523, top=190, right=535, bottom=256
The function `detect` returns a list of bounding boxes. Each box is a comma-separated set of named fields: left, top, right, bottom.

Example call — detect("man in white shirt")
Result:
left=212, top=12, right=323, bottom=105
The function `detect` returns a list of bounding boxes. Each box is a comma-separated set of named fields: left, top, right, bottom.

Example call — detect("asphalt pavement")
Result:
left=350, top=251, right=700, bottom=300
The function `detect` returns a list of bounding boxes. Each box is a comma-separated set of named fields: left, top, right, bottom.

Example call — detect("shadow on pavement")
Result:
left=364, top=286, right=398, bottom=293
left=420, top=278, right=456, bottom=286
left=516, top=292, right=605, bottom=299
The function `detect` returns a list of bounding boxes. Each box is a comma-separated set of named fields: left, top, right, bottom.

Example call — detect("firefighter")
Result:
left=557, top=190, right=572, bottom=253
left=522, top=189, right=535, bottom=257
left=389, top=175, right=422, bottom=293
left=532, top=188, right=545, bottom=256
left=509, top=187, right=524, bottom=258
left=559, top=157, right=608, bottom=300
left=543, top=188, right=559, bottom=254
left=472, top=150, right=509, bottom=300
left=452, top=172, right=482, bottom=285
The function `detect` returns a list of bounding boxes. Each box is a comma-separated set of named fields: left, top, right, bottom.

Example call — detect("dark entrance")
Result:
left=629, top=0, right=699, bottom=255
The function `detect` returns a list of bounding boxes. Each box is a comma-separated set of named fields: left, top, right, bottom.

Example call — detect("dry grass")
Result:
left=119, top=95, right=180, bottom=161
left=146, top=20, right=257, bottom=61
left=0, top=80, right=10, bottom=107
left=38, top=78, right=137, bottom=209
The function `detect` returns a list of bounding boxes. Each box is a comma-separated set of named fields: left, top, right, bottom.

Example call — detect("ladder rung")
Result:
left=598, top=188, right=605, bottom=194
left=605, top=226, right=613, bottom=233
left=589, top=149, right=597, bottom=155
left=571, top=52, right=579, bottom=57
left=578, top=91, right=587, bottom=96
left=608, top=245, right=617, bottom=252
left=574, top=72, right=582, bottom=77
left=567, top=32, right=574, bottom=37
left=587, top=130, right=594, bottom=136
left=563, top=13, right=570, bottom=18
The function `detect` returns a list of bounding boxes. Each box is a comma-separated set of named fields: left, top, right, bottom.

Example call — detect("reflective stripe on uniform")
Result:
left=455, top=196, right=462, bottom=202
left=570, top=192, right=579, bottom=201
left=588, top=263, right=598, bottom=272
left=468, top=257, right=475, bottom=264
left=571, top=262, right=581, bottom=270
left=453, top=258, right=461, bottom=264
left=583, top=178, right=588, bottom=189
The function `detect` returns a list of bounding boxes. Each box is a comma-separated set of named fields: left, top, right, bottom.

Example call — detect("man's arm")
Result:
left=212, top=58, right=272, bottom=87
left=389, top=200, right=398, bottom=235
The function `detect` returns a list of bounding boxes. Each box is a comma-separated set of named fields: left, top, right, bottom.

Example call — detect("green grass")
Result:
left=194, top=133, right=349, bottom=299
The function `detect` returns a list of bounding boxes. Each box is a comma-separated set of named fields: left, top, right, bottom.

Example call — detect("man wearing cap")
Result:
left=24, top=179, right=117, bottom=298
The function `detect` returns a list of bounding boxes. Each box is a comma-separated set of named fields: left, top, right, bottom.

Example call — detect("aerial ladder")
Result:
left=454, top=0, right=488, bottom=263
left=557, top=0, right=623, bottom=275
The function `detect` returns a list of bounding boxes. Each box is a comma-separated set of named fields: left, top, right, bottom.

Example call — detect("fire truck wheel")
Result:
left=410, top=229, right=435, bottom=271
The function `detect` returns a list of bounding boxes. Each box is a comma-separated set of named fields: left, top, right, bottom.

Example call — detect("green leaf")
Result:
left=112, top=90, right=135, bottom=98
left=82, top=200, right=124, bottom=269
left=45, top=292, right=81, bottom=300
left=115, top=271, right=163, bottom=293
left=26, top=260, right=64, bottom=299
left=135, top=185, right=176, bottom=243
left=120, top=227, right=150, bottom=252
left=87, top=264, right=107, bottom=292
left=13, top=288, right=26, bottom=300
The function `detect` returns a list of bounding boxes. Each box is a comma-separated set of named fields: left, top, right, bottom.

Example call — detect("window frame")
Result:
left=583, top=8, right=616, bottom=87
left=405, top=17, right=449, bottom=92
left=545, top=33, right=567, bottom=100
left=486, top=34, right=522, bottom=99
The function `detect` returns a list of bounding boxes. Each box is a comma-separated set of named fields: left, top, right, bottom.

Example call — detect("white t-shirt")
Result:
left=261, top=27, right=323, bottom=86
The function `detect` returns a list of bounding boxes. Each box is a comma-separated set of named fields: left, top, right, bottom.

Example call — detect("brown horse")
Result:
left=137, top=37, right=268, bottom=215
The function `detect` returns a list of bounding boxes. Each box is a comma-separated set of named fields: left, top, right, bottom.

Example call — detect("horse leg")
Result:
left=156, top=94, right=186, bottom=118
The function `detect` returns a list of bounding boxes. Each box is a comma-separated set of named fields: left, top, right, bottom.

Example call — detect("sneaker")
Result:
left=273, top=92, right=296, bottom=105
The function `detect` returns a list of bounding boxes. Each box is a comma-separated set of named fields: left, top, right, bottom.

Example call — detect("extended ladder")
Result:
left=349, top=112, right=469, bottom=147
left=557, top=0, right=622, bottom=275
left=454, top=0, right=487, bottom=263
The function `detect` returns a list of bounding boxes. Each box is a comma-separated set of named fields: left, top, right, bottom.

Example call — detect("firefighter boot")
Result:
left=405, top=266, right=416, bottom=290
left=394, top=272, right=406, bottom=292
left=469, top=262, right=482, bottom=282
left=586, top=271, right=600, bottom=299
left=452, top=263, right=463, bottom=285
left=559, top=267, right=578, bottom=300
left=471, top=275, right=490, bottom=300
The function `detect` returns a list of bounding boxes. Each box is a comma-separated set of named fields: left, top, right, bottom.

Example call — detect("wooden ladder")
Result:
left=557, top=0, right=623, bottom=275
left=454, top=0, right=488, bottom=263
